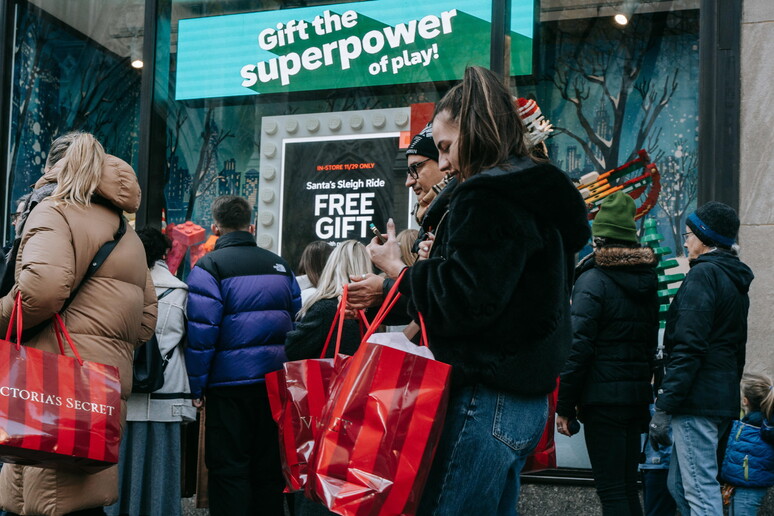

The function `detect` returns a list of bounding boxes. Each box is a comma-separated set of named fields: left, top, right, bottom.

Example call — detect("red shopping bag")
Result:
left=523, top=378, right=558, bottom=473
left=0, top=294, right=121, bottom=472
left=266, top=286, right=364, bottom=492
left=310, top=276, right=451, bottom=516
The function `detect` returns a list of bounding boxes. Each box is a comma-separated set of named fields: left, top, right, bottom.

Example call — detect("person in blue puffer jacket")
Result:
left=185, top=195, right=301, bottom=516
left=720, top=372, right=774, bottom=515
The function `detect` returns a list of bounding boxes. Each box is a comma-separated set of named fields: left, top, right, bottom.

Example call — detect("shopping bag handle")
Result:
left=319, top=285, right=368, bottom=359
left=361, top=268, right=429, bottom=347
left=53, top=314, right=84, bottom=366
left=4, top=292, right=23, bottom=350
left=369, top=268, right=407, bottom=327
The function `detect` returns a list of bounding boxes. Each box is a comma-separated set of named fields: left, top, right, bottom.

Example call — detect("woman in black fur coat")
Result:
left=368, top=66, right=590, bottom=515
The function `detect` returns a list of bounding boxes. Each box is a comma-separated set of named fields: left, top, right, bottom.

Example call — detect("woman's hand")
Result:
left=556, top=415, right=573, bottom=437
left=367, top=218, right=406, bottom=278
left=417, top=232, right=435, bottom=261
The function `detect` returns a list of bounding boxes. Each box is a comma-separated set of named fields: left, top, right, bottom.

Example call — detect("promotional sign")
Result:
left=280, top=135, right=408, bottom=268
left=175, top=0, right=534, bottom=100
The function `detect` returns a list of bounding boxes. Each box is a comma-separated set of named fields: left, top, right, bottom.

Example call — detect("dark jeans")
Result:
left=205, top=383, right=285, bottom=516
left=582, top=406, right=647, bottom=516
left=642, top=469, right=677, bottom=516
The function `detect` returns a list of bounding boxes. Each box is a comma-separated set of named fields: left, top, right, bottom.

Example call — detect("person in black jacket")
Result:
left=285, top=240, right=371, bottom=361
left=368, top=66, right=590, bottom=515
left=648, top=201, right=754, bottom=516
left=556, top=191, right=659, bottom=516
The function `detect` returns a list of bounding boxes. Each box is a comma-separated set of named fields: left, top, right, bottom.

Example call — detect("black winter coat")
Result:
left=656, top=250, right=754, bottom=417
left=284, top=298, right=363, bottom=360
left=556, top=246, right=659, bottom=420
left=398, top=156, right=590, bottom=395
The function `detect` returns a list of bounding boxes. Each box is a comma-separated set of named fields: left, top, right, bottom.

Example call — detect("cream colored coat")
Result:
left=0, top=156, right=157, bottom=516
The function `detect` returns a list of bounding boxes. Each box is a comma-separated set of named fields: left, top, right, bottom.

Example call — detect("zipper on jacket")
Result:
left=736, top=424, right=744, bottom=440
left=743, top=455, right=749, bottom=481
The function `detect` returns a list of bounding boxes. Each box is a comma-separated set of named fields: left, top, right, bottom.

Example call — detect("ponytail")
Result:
left=741, top=372, right=774, bottom=420
left=49, top=132, right=104, bottom=207
left=433, top=66, right=533, bottom=179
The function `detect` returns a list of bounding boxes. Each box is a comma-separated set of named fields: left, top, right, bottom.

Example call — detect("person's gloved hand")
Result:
left=648, top=408, right=672, bottom=450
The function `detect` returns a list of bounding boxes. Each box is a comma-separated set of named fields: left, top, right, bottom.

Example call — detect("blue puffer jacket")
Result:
left=185, top=231, right=301, bottom=398
left=721, top=412, right=774, bottom=488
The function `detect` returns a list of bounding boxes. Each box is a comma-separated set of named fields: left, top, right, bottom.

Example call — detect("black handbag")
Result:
left=132, top=288, right=176, bottom=393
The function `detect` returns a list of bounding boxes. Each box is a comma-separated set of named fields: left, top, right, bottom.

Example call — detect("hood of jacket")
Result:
left=690, top=249, right=754, bottom=294
left=151, top=260, right=189, bottom=291
left=593, top=246, right=658, bottom=298
left=458, top=156, right=590, bottom=254
left=35, top=154, right=142, bottom=214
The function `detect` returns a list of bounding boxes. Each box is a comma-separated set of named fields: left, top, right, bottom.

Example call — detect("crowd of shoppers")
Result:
left=0, top=65, right=768, bottom=516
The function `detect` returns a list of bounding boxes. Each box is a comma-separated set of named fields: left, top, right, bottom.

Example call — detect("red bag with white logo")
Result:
left=309, top=273, right=451, bottom=516
left=0, top=294, right=121, bottom=472
left=266, top=286, right=362, bottom=492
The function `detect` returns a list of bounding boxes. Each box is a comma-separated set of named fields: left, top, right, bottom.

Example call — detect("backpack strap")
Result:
left=62, top=215, right=127, bottom=313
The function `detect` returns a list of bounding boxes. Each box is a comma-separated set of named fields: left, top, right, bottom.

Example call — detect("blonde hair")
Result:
left=397, top=229, right=419, bottom=266
left=49, top=132, right=104, bottom=206
left=741, top=372, right=774, bottom=420
left=298, top=240, right=371, bottom=319
left=45, top=131, right=84, bottom=170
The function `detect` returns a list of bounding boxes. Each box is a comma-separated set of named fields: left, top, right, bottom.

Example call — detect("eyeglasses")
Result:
left=682, top=231, right=694, bottom=241
left=407, top=158, right=431, bottom=180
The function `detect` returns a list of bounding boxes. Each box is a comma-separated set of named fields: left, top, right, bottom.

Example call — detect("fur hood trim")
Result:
left=595, top=246, right=657, bottom=268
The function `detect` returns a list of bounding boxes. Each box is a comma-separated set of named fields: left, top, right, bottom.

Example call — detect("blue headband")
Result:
left=687, top=212, right=735, bottom=247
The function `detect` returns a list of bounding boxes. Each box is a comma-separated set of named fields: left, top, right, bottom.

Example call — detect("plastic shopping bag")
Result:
left=266, top=286, right=363, bottom=492
left=310, top=275, right=451, bottom=516
left=0, top=294, right=121, bottom=472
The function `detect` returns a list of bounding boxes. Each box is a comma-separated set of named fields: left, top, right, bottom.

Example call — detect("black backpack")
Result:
left=132, top=288, right=180, bottom=393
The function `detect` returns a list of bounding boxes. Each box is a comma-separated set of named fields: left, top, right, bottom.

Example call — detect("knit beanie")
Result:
left=592, top=191, right=637, bottom=243
left=406, top=123, right=439, bottom=162
left=686, top=201, right=739, bottom=249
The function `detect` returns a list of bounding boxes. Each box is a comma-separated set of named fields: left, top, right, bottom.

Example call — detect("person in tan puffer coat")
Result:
left=0, top=132, right=157, bottom=516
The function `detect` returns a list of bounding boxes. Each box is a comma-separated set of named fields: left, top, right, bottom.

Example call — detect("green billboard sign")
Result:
left=176, top=0, right=534, bottom=100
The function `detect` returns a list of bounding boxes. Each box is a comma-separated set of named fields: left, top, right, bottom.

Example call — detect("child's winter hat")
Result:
left=686, top=201, right=739, bottom=249
left=516, top=97, right=553, bottom=146
left=406, top=123, right=439, bottom=162
left=592, top=191, right=637, bottom=243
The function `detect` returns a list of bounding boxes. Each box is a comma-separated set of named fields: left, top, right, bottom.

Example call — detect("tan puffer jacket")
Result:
left=0, top=156, right=157, bottom=516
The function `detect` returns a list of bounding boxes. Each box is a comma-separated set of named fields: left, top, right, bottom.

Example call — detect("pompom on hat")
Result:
left=406, top=123, right=439, bottom=162
left=686, top=201, right=739, bottom=249
left=592, top=191, right=638, bottom=243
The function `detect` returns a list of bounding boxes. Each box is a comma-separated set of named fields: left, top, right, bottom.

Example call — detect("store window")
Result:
left=3, top=0, right=144, bottom=242
left=152, top=1, right=699, bottom=470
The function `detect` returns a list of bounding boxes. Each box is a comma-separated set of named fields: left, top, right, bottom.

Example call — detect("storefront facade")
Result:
left=1, top=0, right=771, bottom=503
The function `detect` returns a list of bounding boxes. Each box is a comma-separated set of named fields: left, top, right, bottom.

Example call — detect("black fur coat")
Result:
left=398, top=156, right=590, bottom=395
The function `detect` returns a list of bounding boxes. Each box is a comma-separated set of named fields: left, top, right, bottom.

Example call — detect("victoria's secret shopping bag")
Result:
left=310, top=277, right=451, bottom=516
left=266, top=286, right=364, bottom=492
left=0, top=294, right=121, bottom=472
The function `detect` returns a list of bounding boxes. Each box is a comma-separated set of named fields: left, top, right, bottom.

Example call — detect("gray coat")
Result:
left=126, top=261, right=196, bottom=423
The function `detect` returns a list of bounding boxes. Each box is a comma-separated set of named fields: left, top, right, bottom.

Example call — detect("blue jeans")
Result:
left=418, top=384, right=548, bottom=516
left=729, top=487, right=768, bottom=516
left=667, top=415, right=730, bottom=516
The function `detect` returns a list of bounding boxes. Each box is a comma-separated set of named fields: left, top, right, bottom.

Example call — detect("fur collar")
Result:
left=595, top=246, right=657, bottom=268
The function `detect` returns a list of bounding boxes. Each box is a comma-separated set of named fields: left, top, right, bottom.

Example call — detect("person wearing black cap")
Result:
left=347, top=123, right=457, bottom=317
left=648, top=201, right=754, bottom=516
left=556, top=191, right=659, bottom=516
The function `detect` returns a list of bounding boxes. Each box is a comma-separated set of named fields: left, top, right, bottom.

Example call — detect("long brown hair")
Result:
left=433, top=66, right=534, bottom=180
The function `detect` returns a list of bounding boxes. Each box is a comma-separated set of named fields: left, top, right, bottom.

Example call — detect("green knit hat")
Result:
left=592, top=191, right=637, bottom=242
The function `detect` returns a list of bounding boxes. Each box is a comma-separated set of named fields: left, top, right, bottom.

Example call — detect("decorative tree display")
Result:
left=549, top=12, right=678, bottom=172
